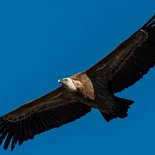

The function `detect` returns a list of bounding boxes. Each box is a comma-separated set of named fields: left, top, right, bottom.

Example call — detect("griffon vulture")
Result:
left=0, top=15, right=155, bottom=151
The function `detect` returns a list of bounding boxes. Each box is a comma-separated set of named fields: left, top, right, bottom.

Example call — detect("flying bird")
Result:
left=0, top=15, right=155, bottom=151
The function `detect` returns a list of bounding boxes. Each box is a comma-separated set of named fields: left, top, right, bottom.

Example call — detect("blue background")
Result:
left=0, top=0, right=155, bottom=154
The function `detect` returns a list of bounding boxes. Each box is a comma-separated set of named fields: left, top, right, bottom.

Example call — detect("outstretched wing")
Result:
left=0, top=87, right=91, bottom=151
left=86, top=15, right=155, bottom=93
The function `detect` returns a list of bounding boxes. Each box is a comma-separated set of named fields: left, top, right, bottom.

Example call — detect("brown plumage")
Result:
left=0, top=15, right=155, bottom=151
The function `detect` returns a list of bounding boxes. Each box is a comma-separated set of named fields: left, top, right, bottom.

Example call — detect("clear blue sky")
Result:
left=0, top=0, right=155, bottom=154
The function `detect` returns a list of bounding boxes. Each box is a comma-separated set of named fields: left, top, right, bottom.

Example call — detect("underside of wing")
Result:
left=0, top=87, right=91, bottom=151
left=86, top=15, right=155, bottom=93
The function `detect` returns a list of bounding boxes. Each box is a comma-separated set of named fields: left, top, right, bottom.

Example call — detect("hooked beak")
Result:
left=58, top=79, right=62, bottom=83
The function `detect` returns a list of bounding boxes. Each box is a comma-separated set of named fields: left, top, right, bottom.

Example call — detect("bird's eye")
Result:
left=63, top=78, right=68, bottom=81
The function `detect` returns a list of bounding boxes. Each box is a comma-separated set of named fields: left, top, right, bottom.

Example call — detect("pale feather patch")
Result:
left=62, top=78, right=78, bottom=92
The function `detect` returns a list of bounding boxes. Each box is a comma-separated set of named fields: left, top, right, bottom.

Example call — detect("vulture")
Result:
left=0, top=15, right=155, bottom=151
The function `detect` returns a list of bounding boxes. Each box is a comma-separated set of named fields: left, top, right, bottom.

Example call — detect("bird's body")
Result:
left=0, top=15, right=155, bottom=151
left=60, top=73, right=133, bottom=117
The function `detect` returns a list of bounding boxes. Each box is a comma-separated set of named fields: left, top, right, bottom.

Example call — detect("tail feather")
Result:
left=101, top=97, right=134, bottom=122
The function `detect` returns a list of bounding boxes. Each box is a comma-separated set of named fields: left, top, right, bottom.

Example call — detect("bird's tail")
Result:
left=100, top=97, right=134, bottom=122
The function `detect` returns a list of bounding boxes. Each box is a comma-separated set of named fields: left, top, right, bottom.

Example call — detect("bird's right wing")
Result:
left=0, top=87, right=91, bottom=151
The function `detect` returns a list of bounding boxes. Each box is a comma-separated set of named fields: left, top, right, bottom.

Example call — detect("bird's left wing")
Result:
left=0, top=87, right=91, bottom=151
left=86, top=15, right=155, bottom=93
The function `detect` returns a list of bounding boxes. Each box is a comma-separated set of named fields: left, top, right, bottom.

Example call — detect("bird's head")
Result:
left=58, top=78, right=70, bottom=84
left=58, top=78, right=77, bottom=92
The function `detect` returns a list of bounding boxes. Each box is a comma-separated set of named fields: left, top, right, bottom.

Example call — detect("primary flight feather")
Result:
left=0, top=15, right=155, bottom=151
